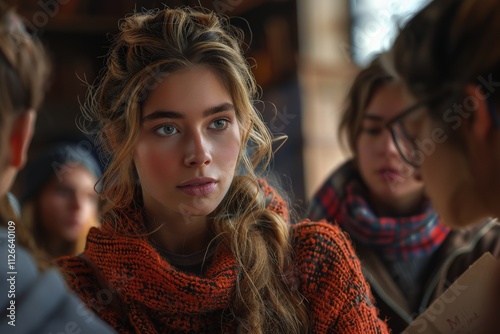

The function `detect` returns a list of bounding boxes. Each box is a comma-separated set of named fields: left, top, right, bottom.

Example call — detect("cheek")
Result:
left=216, top=134, right=241, bottom=170
left=39, top=194, right=65, bottom=226
left=83, top=200, right=98, bottom=218
left=356, top=138, right=374, bottom=171
left=42, top=193, right=61, bottom=210
left=135, top=143, right=175, bottom=179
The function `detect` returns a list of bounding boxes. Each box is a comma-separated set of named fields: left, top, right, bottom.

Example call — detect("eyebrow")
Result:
left=142, top=102, right=235, bottom=122
left=363, top=114, right=384, bottom=122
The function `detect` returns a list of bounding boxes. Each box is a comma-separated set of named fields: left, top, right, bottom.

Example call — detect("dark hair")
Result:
left=339, top=55, right=393, bottom=155
left=389, top=0, right=500, bottom=118
left=20, top=142, right=102, bottom=204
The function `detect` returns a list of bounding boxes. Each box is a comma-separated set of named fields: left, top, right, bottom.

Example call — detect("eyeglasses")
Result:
left=384, top=100, right=430, bottom=168
left=385, top=90, right=499, bottom=169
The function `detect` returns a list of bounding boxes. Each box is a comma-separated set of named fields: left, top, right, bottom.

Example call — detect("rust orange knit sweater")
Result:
left=57, top=182, right=389, bottom=333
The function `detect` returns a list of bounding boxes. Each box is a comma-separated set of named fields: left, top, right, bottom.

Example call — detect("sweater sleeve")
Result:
left=292, top=221, right=389, bottom=334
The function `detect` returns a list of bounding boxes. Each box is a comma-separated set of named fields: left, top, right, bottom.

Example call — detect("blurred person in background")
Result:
left=309, top=54, right=500, bottom=332
left=19, top=142, right=101, bottom=258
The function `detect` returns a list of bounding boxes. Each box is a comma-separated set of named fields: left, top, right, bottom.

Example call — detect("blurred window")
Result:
left=350, top=0, right=430, bottom=66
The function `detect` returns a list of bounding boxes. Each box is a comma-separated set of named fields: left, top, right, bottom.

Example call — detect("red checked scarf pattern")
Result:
left=309, top=160, right=450, bottom=262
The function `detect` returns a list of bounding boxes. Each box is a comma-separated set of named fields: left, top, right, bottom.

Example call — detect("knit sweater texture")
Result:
left=57, top=182, right=388, bottom=333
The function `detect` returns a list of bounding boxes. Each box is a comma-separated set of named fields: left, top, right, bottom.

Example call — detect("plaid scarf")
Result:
left=309, top=160, right=450, bottom=261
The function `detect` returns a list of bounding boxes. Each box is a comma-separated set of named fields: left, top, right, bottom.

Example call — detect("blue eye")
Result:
left=210, top=119, right=229, bottom=130
left=155, top=124, right=178, bottom=136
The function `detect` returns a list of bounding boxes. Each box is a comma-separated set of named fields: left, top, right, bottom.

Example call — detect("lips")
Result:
left=379, top=167, right=400, bottom=175
left=177, top=178, right=217, bottom=196
left=65, top=217, right=84, bottom=229
left=378, top=167, right=404, bottom=181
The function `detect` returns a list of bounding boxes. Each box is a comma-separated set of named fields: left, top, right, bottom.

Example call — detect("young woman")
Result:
left=56, top=7, right=388, bottom=333
left=20, top=142, right=101, bottom=258
left=0, top=5, right=113, bottom=333
left=308, top=55, right=500, bottom=332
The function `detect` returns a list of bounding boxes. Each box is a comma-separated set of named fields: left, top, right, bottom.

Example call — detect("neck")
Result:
left=446, top=179, right=499, bottom=227
left=369, top=189, right=425, bottom=217
left=147, top=212, right=212, bottom=255
left=43, top=238, right=81, bottom=259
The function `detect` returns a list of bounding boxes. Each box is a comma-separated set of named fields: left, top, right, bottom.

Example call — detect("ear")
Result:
left=464, top=85, right=492, bottom=142
left=10, top=110, right=36, bottom=168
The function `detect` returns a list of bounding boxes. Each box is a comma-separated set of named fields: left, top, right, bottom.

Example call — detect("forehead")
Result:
left=47, top=164, right=96, bottom=187
left=364, top=82, right=407, bottom=121
left=142, top=65, right=232, bottom=116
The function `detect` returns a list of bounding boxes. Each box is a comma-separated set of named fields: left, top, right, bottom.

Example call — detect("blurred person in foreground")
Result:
left=0, top=3, right=114, bottom=332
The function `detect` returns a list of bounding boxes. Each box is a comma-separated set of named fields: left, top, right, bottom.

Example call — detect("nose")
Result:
left=380, top=129, right=400, bottom=157
left=183, top=130, right=212, bottom=167
left=70, top=193, right=83, bottom=211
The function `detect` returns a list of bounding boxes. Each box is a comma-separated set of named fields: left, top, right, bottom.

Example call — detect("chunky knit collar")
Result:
left=76, top=206, right=238, bottom=333
left=86, top=225, right=238, bottom=313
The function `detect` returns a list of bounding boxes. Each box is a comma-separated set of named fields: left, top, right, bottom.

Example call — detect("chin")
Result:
left=176, top=200, right=220, bottom=218
left=376, top=186, right=406, bottom=200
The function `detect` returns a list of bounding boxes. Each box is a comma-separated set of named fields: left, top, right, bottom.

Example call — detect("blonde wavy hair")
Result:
left=80, top=7, right=308, bottom=333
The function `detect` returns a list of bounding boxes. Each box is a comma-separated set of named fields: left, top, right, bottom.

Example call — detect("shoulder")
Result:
left=291, top=221, right=389, bottom=333
left=308, top=159, right=357, bottom=221
left=0, top=228, right=113, bottom=333
left=1, top=268, right=114, bottom=333
left=443, top=219, right=500, bottom=272
left=312, top=159, right=356, bottom=197
left=291, top=220, right=358, bottom=264
left=57, top=254, right=124, bottom=328
left=56, top=255, right=102, bottom=305
left=444, top=219, right=500, bottom=255
left=0, top=226, right=38, bottom=291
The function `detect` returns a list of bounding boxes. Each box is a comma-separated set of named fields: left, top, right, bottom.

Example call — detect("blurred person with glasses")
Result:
left=382, top=0, right=500, bottom=331
left=383, top=0, right=500, bottom=229
left=309, top=54, right=500, bottom=333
